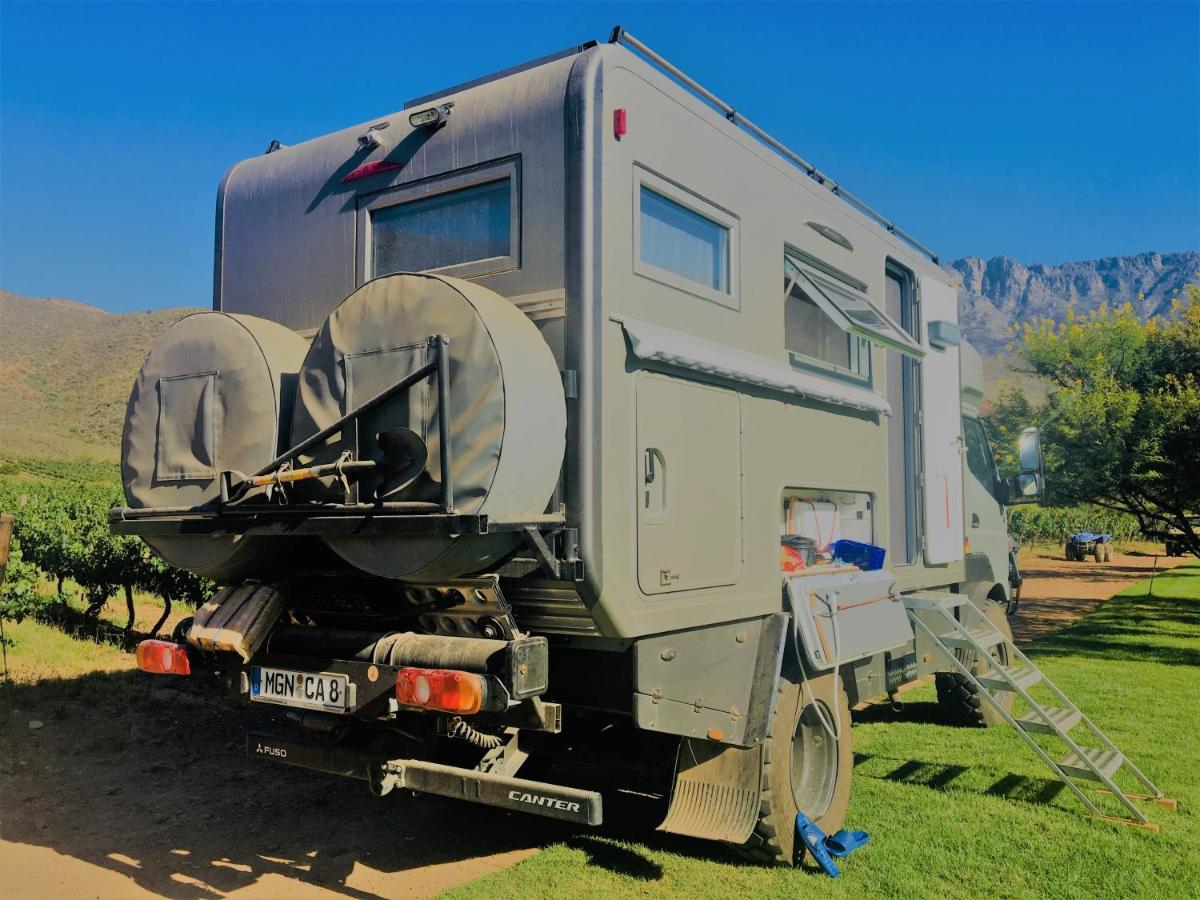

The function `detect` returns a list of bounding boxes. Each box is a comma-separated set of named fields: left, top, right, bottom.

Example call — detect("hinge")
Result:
left=562, top=369, right=578, bottom=399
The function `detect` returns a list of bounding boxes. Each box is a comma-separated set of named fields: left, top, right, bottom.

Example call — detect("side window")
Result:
left=962, top=417, right=997, bottom=494
left=633, top=167, right=738, bottom=308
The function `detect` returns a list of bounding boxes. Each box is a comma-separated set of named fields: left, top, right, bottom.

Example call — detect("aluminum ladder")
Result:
left=904, top=592, right=1176, bottom=830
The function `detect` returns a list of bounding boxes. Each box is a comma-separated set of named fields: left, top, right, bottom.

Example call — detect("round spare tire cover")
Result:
left=121, top=312, right=309, bottom=580
left=290, top=273, right=566, bottom=579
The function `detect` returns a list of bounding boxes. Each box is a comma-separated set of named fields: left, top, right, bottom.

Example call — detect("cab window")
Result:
left=962, top=416, right=997, bottom=494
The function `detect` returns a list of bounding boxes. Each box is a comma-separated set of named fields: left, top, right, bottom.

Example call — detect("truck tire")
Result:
left=734, top=664, right=852, bottom=865
left=1104, top=542, right=1115, bottom=562
left=935, top=597, right=1014, bottom=727
left=1093, top=544, right=1105, bottom=563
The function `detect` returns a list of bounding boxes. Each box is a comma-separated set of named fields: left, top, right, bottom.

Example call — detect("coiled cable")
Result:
left=446, top=716, right=504, bottom=750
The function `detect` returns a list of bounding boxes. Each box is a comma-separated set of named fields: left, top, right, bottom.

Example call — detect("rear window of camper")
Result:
left=370, top=177, right=513, bottom=277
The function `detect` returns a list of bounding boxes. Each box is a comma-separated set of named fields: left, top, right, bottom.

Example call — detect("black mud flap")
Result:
left=657, top=738, right=763, bottom=843
left=247, top=733, right=602, bottom=826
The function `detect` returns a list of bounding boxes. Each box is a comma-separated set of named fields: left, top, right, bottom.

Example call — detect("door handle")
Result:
left=971, top=513, right=980, bottom=529
left=644, top=448, right=657, bottom=484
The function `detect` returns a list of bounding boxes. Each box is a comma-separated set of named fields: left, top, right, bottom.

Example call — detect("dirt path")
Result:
left=0, top=543, right=1187, bottom=899
left=0, top=669, right=560, bottom=899
left=1009, top=543, right=1186, bottom=643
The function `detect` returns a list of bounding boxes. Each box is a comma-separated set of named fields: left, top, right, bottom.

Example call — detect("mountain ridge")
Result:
left=948, top=249, right=1199, bottom=354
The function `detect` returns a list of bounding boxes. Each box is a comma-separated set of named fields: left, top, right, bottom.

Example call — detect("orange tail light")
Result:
left=135, top=640, right=192, bottom=676
left=395, top=667, right=484, bottom=715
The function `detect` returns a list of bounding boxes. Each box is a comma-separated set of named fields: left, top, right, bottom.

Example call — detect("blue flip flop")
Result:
left=824, top=829, right=870, bottom=857
left=795, top=812, right=840, bottom=877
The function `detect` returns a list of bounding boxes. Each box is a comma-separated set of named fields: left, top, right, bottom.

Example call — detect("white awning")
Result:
left=615, top=316, right=891, bottom=416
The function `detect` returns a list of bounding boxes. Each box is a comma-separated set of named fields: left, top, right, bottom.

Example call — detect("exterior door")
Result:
left=636, top=373, right=742, bottom=594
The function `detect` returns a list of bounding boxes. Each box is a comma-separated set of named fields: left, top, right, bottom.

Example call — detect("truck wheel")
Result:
left=1093, top=544, right=1105, bottom=563
left=1064, top=546, right=1075, bottom=561
left=1104, top=543, right=1115, bottom=562
left=734, top=665, right=852, bottom=865
left=935, top=598, right=1014, bottom=727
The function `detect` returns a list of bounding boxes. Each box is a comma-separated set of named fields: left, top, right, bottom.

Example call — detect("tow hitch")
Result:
left=247, top=732, right=602, bottom=825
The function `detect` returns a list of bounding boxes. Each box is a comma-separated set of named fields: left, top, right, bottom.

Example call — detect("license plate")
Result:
left=250, top=667, right=352, bottom=713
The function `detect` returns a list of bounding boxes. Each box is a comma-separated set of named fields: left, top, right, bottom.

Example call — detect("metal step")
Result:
left=1017, top=706, right=1082, bottom=735
left=942, top=626, right=1003, bottom=651
left=978, top=665, right=1042, bottom=692
left=1059, top=747, right=1124, bottom=782
left=902, top=592, right=968, bottom=611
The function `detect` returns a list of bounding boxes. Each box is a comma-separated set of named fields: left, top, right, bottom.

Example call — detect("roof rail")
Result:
left=608, top=26, right=939, bottom=265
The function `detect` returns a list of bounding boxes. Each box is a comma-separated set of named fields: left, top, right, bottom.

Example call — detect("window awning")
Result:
left=785, top=256, right=924, bottom=358
left=615, top=316, right=891, bottom=416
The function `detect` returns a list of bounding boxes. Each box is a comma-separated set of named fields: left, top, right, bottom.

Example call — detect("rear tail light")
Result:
left=135, top=640, right=192, bottom=676
left=395, top=667, right=483, bottom=714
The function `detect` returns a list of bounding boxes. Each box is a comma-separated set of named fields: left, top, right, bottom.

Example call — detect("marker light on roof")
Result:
left=409, top=103, right=454, bottom=129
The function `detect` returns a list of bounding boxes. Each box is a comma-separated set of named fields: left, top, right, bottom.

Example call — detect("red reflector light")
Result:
left=613, top=108, right=627, bottom=139
left=135, top=640, right=192, bottom=676
left=342, top=159, right=404, bottom=184
left=395, top=667, right=483, bottom=714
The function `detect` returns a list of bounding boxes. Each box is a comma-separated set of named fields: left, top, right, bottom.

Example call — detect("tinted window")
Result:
left=963, top=417, right=996, bottom=493
left=372, top=179, right=511, bottom=276
left=639, top=186, right=729, bottom=292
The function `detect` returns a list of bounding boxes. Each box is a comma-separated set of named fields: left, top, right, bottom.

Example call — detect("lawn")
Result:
left=447, top=564, right=1200, bottom=899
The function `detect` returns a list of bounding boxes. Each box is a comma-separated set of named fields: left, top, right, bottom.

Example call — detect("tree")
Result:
left=1013, top=284, right=1200, bottom=556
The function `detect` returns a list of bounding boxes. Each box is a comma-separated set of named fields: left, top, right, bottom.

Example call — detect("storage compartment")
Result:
left=783, top=489, right=875, bottom=555
left=785, top=569, right=913, bottom=671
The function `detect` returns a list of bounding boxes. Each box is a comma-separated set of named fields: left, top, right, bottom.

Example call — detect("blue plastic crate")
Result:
left=831, top=539, right=886, bottom=571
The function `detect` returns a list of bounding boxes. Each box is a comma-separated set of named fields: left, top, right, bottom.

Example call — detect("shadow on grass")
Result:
left=1031, top=593, right=1200, bottom=667
left=855, top=753, right=1068, bottom=806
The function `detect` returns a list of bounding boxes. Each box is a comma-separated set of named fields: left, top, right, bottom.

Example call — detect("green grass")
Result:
left=0, top=614, right=132, bottom=683
left=447, top=565, right=1200, bottom=899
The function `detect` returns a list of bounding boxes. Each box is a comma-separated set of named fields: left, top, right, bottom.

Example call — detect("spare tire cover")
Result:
left=290, top=273, right=565, bottom=579
left=121, top=312, right=309, bottom=580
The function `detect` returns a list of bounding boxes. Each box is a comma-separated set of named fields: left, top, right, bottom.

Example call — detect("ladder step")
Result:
left=1059, top=747, right=1124, bottom=782
left=942, top=626, right=1003, bottom=650
left=1016, top=706, right=1082, bottom=735
left=978, top=665, right=1042, bottom=691
left=902, top=592, right=968, bottom=611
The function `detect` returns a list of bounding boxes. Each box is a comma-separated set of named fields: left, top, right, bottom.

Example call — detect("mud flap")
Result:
left=657, top=738, right=763, bottom=843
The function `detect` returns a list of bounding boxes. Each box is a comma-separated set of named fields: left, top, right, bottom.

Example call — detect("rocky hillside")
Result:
left=0, top=291, right=199, bottom=461
left=949, top=250, right=1200, bottom=355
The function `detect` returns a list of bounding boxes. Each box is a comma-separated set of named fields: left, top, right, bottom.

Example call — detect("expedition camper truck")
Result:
left=115, top=30, right=1169, bottom=863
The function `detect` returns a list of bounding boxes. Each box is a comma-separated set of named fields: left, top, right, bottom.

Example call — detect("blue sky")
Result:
left=1, top=1, right=1197, bottom=313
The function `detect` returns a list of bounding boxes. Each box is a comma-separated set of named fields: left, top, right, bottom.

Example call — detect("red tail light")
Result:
left=395, top=667, right=483, bottom=714
left=613, top=108, right=627, bottom=139
left=135, top=640, right=192, bottom=676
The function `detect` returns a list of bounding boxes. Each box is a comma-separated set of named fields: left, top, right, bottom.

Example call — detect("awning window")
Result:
left=784, top=255, right=924, bottom=358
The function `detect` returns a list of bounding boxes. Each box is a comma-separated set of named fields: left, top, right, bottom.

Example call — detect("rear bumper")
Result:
left=247, top=732, right=602, bottom=826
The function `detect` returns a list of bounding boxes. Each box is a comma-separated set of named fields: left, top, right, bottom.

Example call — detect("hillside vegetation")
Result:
left=0, top=290, right=199, bottom=461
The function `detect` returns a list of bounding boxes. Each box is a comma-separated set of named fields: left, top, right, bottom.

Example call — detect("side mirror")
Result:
left=1008, top=427, right=1045, bottom=504
left=1018, top=427, right=1043, bottom=474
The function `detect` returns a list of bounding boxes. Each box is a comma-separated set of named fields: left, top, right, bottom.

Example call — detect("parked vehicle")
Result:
left=114, top=29, right=1164, bottom=863
left=1163, top=516, right=1199, bottom=557
left=1066, top=531, right=1113, bottom=563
